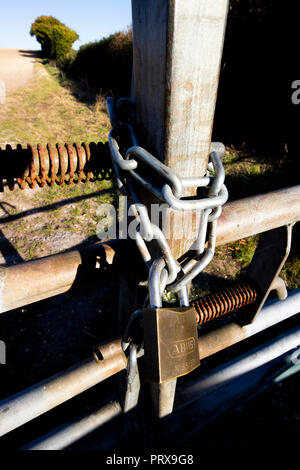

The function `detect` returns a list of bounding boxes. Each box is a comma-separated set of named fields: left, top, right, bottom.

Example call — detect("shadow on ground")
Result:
left=18, top=50, right=40, bottom=58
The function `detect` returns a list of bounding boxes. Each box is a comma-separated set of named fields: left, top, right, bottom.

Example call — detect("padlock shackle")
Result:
left=178, top=286, right=189, bottom=307
left=149, top=258, right=165, bottom=308
left=149, top=257, right=189, bottom=308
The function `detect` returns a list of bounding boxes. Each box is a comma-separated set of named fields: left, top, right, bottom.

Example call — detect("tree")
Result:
left=30, top=16, right=79, bottom=61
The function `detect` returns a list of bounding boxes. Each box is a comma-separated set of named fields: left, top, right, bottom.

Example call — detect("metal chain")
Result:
left=106, top=97, right=228, bottom=305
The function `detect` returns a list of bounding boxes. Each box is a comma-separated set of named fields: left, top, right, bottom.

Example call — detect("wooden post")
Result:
left=132, top=0, right=229, bottom=257
left=131, top=0, right=229, bottom=417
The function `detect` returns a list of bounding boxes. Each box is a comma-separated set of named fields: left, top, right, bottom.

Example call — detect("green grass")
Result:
left=32, top=180, right=113, bottom=206
left=223, top=146, right=300, bottom=200
left=212, top=147, right=300, bottom=290
left=232, top=235, right=259, bottom=268
left=282, top=257, right=300, bottom=291
left=27, top=241, right=40, bottom=260
left=189, top=285, right=211, bottom=300
left=249, top=164, right=261, bottom=175
left=0, top=63, right=298, bottom=288
left=0, top=61, right=110, bottom=148
left=71, top=207, right=81, bottom=217
left=43, top=223, right=56, bottom=235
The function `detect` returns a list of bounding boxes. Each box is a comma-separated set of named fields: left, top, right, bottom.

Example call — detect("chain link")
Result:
left=106, top=97, right=228, bottom=306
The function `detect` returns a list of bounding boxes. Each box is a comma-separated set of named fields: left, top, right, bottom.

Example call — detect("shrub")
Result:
left=70, top=28, right=132, bottom=97
left=30, top=16, right=79, bottom=62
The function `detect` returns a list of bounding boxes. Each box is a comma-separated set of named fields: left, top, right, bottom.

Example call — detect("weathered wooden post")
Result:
left=131, top=0, right=229, bottom=416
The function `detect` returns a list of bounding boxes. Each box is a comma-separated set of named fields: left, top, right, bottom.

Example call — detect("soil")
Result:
left=0, top=183, right=103, bottom=265
left=0, top=49, right=36, bottom=92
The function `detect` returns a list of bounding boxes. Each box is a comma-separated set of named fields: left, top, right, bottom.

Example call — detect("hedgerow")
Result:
left=30, top=16, right=79, bottom=63
left=69, top=28, right=132, bottom=96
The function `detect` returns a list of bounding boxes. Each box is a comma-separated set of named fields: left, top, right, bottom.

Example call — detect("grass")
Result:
left=282, top=257, right=300, bottom=290
left=222, top=145, right=300, bottom=200
left=0, top=59, right=116, bottom=262
left=32, top=180, right=113, bottom=205
left=231, top=236, right=259, bottom=269
left=0, top=60, right=298, bottom=289
left=0, top=60, right=110, bottom=147
left=206, top=147, right=300, bottom=290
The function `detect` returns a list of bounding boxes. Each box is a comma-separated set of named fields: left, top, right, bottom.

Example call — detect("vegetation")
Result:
left=215, top=0, right=297, bottom=163
left=203, top=148, right=300, bottom=290
left=0, top=61, right=110, bottom=147
left=30, top=16, right=79, bottom=64
left=0, top=59, right=114, bottom=262
left=69, top=28, right=133, bottom=97
left=0, top=2, right=297, bottom=288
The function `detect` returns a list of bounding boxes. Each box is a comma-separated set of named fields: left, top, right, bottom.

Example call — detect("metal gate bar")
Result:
left=22, top=320, right=300, bottom=450
left=0, top=239, right=140, bottom=314
left=199, top=287, right=300, bottom=358
left=21, top=400, right=123, bottom=450
left=0, top=185, right=299, bottom=314
left=0, top=339, right=126, bottom=437
left=0, top=289, right=299, bottom=438
left=165, top=326, right=300, bottom=445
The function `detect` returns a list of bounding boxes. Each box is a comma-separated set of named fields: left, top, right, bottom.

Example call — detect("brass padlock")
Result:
left=143, top=306, right=200, bottom=383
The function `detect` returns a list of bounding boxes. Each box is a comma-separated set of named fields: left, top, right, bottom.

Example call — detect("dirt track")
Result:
left=0, top=48, right=37, bottom=92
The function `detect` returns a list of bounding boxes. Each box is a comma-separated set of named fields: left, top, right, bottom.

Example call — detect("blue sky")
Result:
left=0, top=0, right=132, bottom=50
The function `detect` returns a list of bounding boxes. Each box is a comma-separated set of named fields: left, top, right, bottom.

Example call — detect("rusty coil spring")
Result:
left=0, top=142, right=113, bottom=191
left=192, top=281, right=258, bottom=325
